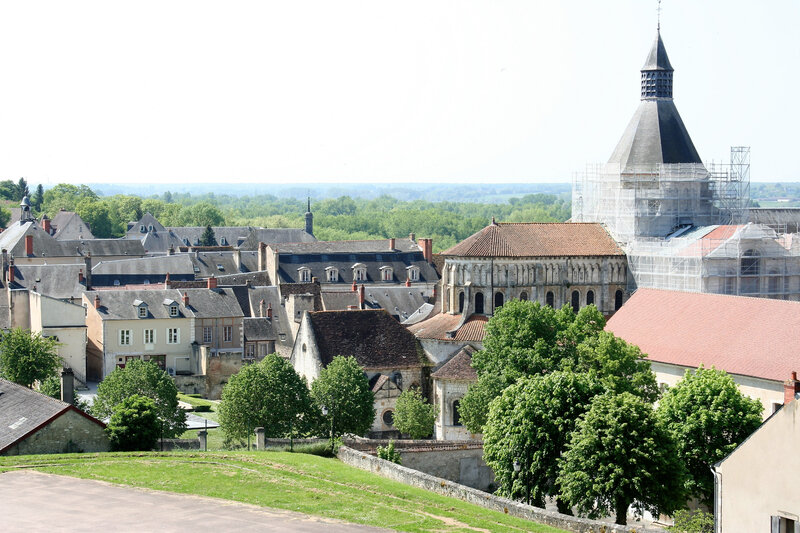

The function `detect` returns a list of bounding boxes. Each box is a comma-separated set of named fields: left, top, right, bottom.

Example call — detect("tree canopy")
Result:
left=656, top=366, right=763, bottom=506
left=393, top=388, right=436, bottom=439
left=219, top=354, right=316, bottom=444
left=92, top=359, right=186, bottom=438
left=310, top=356, right=375, bottom=439
left=106, top=394, right=161, bottom=451
left=0, top=328, right=61, bottom=388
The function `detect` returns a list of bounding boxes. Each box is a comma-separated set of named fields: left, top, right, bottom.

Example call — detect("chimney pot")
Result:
left=266, top=303, right=273, bottom=320
left=352, top=280, right=357, bottom=292
left=8, top=265, right=14, bottom=283
left=79, top=269, right=84, bottom=283
left=389, top=238, right=395, bottom=250
left=42, top=217, right=51, bottom=234
left=94, top=295, right=100, bottom=309
left=359, top=284, right=365, bottom=307
left=182, top=292, right=189, bottom=306
left=25, top=235, right=33, bottom=256
left=405, top=278, right=411, bottom=287
left=207, top=276, right=217, bottom=289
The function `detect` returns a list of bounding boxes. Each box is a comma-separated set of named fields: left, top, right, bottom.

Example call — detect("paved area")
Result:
left=0, top=470, right=385, bottom=532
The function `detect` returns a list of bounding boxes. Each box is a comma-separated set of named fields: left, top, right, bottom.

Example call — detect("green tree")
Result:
left=558, top=392, right=687, bottom=525
left=0, top=328, right=61, bottom=388
left=200, top=225, right=217, bottom=246
left=31, top=184, right=45, bottom=212
left=0, top=180, right=16, bottom=200
left=656, top=367, right=763, bottom=506
left=483, top=372, right=602, bottom=510
left=37, top=374, right=90, bottom=411
left=0, top=206, right=10, bottom=229
left=15, top=177, right=29, bottom=201
left=219, top=354, right=316, bottom=447
left=92, top=359, right=186, bottom=438
left=393, top=388, right=436, bottom=439
left=311, top=356, right=375, bottom=440
left=42, top=183, right=97, bottom=213
left=75, top=199, right=114, bottom=238
left=457, top=373, right=506, bottom=434
left=668, top=510, right=714, bottom=533
left=180, top=201, right=225, bottom=227
left=106, top=395, right=161, bottom=451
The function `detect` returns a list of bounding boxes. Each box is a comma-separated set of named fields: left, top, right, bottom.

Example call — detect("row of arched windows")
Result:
left=455, top=289, right=623, bottom=313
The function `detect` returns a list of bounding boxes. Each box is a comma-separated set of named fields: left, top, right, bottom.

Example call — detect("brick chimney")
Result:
left=352, top=280, right=357, bottom=292
left=419, top=238, right=433, bottom=263
left=78, top=269, right=84, bottom=283
left=359, top=284, right=365, bottom=307
left=784, top=371, right=800, bottom=404
left=94, top=295, right=100, bottom=309
left=42, top=216, right=51, bottom=234
left=389, top=238, right=395, bottom=250
left=164, top=272, right=171, bottom=289
left=266, top=303, right=273, bottom=320
left=8, top=264, right=14, bottom=283
left=405, top=277, right=411, bottom=287
left=207, top=276, right=217, bottom=289
left=60, top=368, right=74, bottom=405
left=25, top=235, right=33, bottom=256
left=182, top=292, right=189, bottom=306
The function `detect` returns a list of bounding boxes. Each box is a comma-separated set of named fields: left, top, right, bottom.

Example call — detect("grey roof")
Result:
left=126, top=213, right=167, bottom=236
left=642, top=31, right=673, bottom=71
left=0, top=378, right=104, bottom=453
left=401, top=302, right=435, bottom=325
left=167, top=226, right=251, bottom=248
left=362, top=286, right=429, bottom=322
left=51, top=210, right=95, bottom=240
left=9, top=264, right=88, bottom=299
left=138, top=231, right=187, bottom=255
left=93, top=255, right=195, bottom=276
left=69, top=239, right=145, bottom=258
left=238, top=228, right=317, bottom=250
left=190, top=251, right=259, bottom=277
left=320, top=291, right=360, bottom=311
left=607, top=100, right=701, bottom=169
left=749, top=208, right=800, bottom=233
left=243, top=317, right=276, bottom=341
left=86, top=287, right=244, bottom=320
left=272, top=238, right=419, bottom=255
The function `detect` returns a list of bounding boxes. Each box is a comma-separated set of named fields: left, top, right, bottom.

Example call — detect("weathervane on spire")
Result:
left=657, top=0, right=662, bottom=32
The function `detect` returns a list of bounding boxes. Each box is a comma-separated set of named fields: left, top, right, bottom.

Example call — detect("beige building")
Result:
left=430, top=346, right=480, bottom=441
left=713, top=379, right=800, bottom=533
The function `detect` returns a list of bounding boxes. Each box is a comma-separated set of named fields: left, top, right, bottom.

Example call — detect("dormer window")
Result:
left=183, top=238, right=189, bottom=245
left=325, top=266, right=339, bottom=282
left=298, top=267, right=311, bottom=282
left=140, top=225, right=146, bottom=233
left=379, top=266, right=393, bottom=282
left=169, top=305, right=179, bottom=317
left=406, top=265, right=420, bottom=282
left=352, top=263, right=367, bottom=282
left=138, top=306, right=147, bottom=318
left=220, top=237, right=227, bottom=245
left=148, top=224, right=154, bottom=232
left=217, top=264, right=225, bottom=271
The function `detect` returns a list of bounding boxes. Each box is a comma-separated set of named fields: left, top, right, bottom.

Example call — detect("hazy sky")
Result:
left=1, top=1, right=797, bottom=185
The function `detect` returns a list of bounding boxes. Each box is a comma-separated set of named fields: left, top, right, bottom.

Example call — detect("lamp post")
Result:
left=321, top=405, right=334, bottom=453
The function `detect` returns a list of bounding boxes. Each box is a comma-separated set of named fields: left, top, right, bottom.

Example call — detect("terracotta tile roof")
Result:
left=407, top=313, right=488, bottom=342
left=442, top=222, right=624, bottom=258
left=307, top=309, right=423, bottom=370
left=431, top=345, right=478, bottom=381
left=605, top=288, right=800, bottom=383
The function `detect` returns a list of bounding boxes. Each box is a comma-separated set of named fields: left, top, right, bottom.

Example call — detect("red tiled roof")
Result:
left=677, top=225, right=743, bottom=257
left=431, top=345, right=478, bottom=381
left=407, top=313, right=488, bottom=342
left=442, top=223, right=624, bottom=258
left=605, top=288, right=800, bottom=383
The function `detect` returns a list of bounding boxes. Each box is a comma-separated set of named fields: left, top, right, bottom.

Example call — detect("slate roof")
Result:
left=407, top=313, right=488, bottom=342
left=86, top=287, right=244, bottom=320
left=442, top=222, right=624, bottom=258
left=238, top=228, right=317, bottom=250
left=306, top=309, right=423, bottom=369
left=243, top=317, right=276, bottom=341
left=0, top=378, right=105, bottom=454
left=361, top=286, right=430, bottom=322
left=605, top=288, right=800, bottom=383
left=0, top=222, right=141, bottom=260
left=274, top=238, right=421, bottom=255
left=126, top=213, right=166, bottom=236
left=51, top=210, right=95, bottom=240
left=431, top=345, right=477, bottom=381
left=91, top=255, right=195, bottom=286
left=321, top=291, right=361, bottom=311
left=641, top=31, right=673, bottom=71
left=749, top=208, right=800, bottom=234
left=138, top=231, right=186, bottom=255
left=9, top=264, right=88, bottom=299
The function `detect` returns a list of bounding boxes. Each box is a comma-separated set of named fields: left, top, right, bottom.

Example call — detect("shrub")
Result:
left=376, top=441, right=401, bottom=464
left=106, top=395, right=161, bottom=451
left=668, top=510, right=714, bottom=533
left=393, top=389, right=436, bottom=439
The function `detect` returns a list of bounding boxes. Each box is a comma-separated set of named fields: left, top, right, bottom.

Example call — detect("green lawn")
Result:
left=0, top=452, right=566, bottom=532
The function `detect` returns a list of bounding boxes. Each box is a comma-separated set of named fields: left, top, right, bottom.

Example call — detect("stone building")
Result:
left=430, top=345, right=479, bottom=441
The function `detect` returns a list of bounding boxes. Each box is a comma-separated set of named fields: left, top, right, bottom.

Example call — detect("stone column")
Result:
left=254, top=427, right=265, bottom=450
left=197, top=430, right=208, bottom=452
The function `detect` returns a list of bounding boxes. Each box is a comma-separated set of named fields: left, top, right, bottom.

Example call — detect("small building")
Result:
left=713, top=376, right=800, bottom=533
left=290, top=309, right=430, bottom=436
left=606, top=288, right=800, bottom=414
left=430, top=345, right=480, bottom=441
left=0, top=377, right=109, bottom=456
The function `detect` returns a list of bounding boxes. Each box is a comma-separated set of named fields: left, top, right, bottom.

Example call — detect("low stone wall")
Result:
left=158, top=438, right=201, bottom=451
left=337, top=446, right=666, bottom=533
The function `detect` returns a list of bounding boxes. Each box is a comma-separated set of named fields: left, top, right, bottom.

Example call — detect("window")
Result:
left=546, top=291, right=554, bottom=307
left=615, top=290, right=624, bottom=311
left=407, top=266, right=419, bottom=282
left=167, top=328, right=180, bottom=344
left=494, top=291, right=504, bottom=309
left=571, top=290, right=580, bottom=313
left=138, top=306, right=147, bottom=318
left=325, top=267, right=338, bottom=282
left=202, top=326, right=213, bottom=343
left=458, top=291, right=465, bottom=313
left=119, top=329, right=131, bottom=346
left=144, top=329, right=154, bottom=344
left=519, top=291, right=528, bottom=301
left=380, top=266, right=393, bottom=281
left=474, top=292, right=484, bottom=314
left=453, top=400, right=462, bottom=426
left=382, top=409, right=394, bottom=427
left=353, top=264, right=367, bottom=282
left=139, top=225, right=145, bottom=233
left=586, top=290, right=595, bottom=306
left=223, top=325, right=232, bottom=342
left=740, top=249, right=760, bottom=275
left=245, top=344, right=256, bottom=358
left=298, top=267, right=311, bottom=282
left=169, top=305, right=179, bottom=317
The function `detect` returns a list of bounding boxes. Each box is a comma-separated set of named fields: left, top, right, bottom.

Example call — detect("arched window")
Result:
left=325, top=267, right=338, bottom=282
left=586, top=290, right=595, bottom=306
left=519, top=291, right=528, bottom=301
left=458, top=291, right=465, bottom=314
left=546, top=291, right=554, bottom=307
left=740, top=250, right=760, bottom=294
left=494, top=292, right=504, bottom=310
left=615, top=290, right=624, bottom=311
left=452, top=400, right=462, bottom=426
left=571, top=290, right=580, bottom=313
left=475, top=292, right=484, bottom=314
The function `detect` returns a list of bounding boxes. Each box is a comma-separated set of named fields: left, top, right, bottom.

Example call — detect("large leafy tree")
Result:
left=75, top=198, right=114, bottom=238
left=42, top=183, right=97, bottom=213
left=393, top=388, right=436, bottom=439
left=92, top=359, right=186, bottom=437
left=106, top=394, right=161, bottom=451
left=558, top=392, right=687, bottom=525
left=219, top=354, right=316, bottom=445
left=483, top=371, right=602, bottom=511
left=0, top=328, right=61, bottom=388
left=656, top=366, right=763, bottom=506
left=311, top=356, right=375, bottom=439
left=180, top=201, right=225, bottom=227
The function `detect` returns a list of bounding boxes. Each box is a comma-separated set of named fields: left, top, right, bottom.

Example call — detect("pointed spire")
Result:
left=641, top=32, right=674, bottom=99
left=306, top=196, right=311, bottom=213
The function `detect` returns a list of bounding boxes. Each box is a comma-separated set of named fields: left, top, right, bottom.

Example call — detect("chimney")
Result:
left=352, top=280, right=357, bottom=292
left=258, top=242, right=267, bottom=272
left=168, top=245, right=175, bottom=256
left=405, top=278, right=411, bottom=287
left=60, top=368, right=74, bottom=405
left=164, top=272, right=170, bottom=289
left=207, top=277, right=217, bottom=289
left=1, top=249, right=7, bottom=281
left=389, top=238, right=395, bottom=250
left=359, top=284, right=365, bottom=307
left=420, top=238, right=433, bottom=263
left=82, top=254, right=92, bottom=290
left=233, top=248, right=242, bottom=271
left=8, top=264, right=14, bottom=284
left=182, top=292, right=189, bottom=306
left=25, top=235, right=33, bottom=256
left=784, top=371, right=800, bottom=405
left=259, top=299, right=266, bottom=318
left=42, top=216, right=51, bottom=234
left=78, top=269, right=84, bottom=283
left=266, top=303, right=273, bottom=320
left=94, top=295, right=100, bottom=309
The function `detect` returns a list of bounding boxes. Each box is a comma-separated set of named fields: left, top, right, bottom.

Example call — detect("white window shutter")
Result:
left=771, top=516, right=780, bottom=533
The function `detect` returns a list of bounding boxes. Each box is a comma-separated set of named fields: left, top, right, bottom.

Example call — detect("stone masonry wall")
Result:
left=3, top=409, right=109, bottom=456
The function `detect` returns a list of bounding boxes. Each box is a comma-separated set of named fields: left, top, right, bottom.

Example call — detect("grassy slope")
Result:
left=0, top=452, right=566, bottom=533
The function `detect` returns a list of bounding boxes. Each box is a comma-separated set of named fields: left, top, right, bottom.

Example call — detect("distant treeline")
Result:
left=3, top=180, right=571, bottom=252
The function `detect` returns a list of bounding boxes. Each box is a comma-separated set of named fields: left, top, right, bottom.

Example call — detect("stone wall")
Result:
left=337, top=446, right=666, bottom=533
left=2, top=409, right=109, bottom=456
left=400, top=446, right=495, bottom=491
